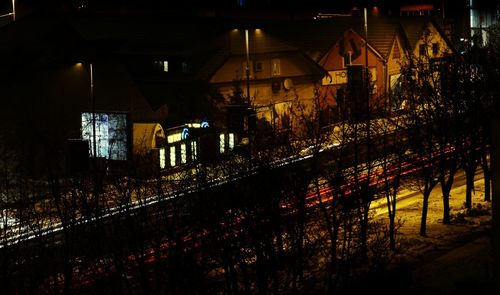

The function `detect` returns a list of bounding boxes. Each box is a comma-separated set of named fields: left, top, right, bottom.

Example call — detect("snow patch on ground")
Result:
left=379, top=176, right=493, bottom=294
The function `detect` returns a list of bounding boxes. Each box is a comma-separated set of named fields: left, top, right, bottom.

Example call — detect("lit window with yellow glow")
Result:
left=229, top=133, right=234, bottom=150
left=271, top=59, right=281, bottom=76
left=170, top=146, right=176, bottom=167
left=191, top=141, right=197, bottom=160
left=159, top=148, right=166, bottom=169
left=219, top=133, right=225, bottom=153
left=167, top=133, right=182, bottom=144
left=154, top=60, right=169, bottom=72
left=181, top=143, right=187, bottom=164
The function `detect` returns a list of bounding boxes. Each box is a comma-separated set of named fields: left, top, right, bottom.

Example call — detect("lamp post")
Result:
left=364, top=8, right=370, bottom=130
left=90, top=63, right=97, bottom=161
left=0, top=0, right=15, bottom=21
left=76, top=62, right=97, bottom=159
left=11, top=0, right=15, bottom=21
left=364, top=7, right=373, bottom=187
left=244, top=29, right=252, bottom=160
left=245, top=29, right=250, bottom=108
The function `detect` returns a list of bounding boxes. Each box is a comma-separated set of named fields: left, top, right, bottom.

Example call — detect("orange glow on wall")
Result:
left=400, top=4, right=434, bottom=12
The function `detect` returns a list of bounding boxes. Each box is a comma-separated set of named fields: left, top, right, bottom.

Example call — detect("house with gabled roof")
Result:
left=270, top=17, right=406, bottom=123
left=399, top=17, right=455, bottom=59
left=380, top=17, right=455, bottom=111
left=201, top=27, right=326, bottom=131
left=0, top=14, right=186, bottom=175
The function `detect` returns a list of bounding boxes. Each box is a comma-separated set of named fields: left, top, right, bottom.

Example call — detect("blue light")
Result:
left=181, top=128, right=189, bottom=140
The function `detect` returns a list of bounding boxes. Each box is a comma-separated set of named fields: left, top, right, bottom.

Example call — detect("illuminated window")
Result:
left=271, top=59, right=281, bottom=76
left=159, top=148, right=166, bottom=169
left=191, top=141, right=197, bottom=160
left=167, top=133, right=182, bottom=143
left=81, top=112, right=128, bottom=160
left=170, top=146, right=176, bottom=167
left=181, top=143, right=187, bottom=164
left=219, top=133, right=225, bottom=153
left=229, top=133, right=234, bottom=150
left=369, top=68, right=377, bottom=82
left=182, top=61, right=188, bottom=73
left=153, top=60, right=168, bottom=72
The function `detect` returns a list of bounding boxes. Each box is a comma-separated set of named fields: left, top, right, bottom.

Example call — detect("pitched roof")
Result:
left=266, top=18, right=354, bottom=62
left=133, top=123, right=165, bottom=153
left=364, top=18, right=402, bottom=59
left=398, top=17, right=432, bottom=50
left=197, top=28, right=309, bottom=81
left=397, top=17, right=455, bottom=53
left=70, top=16, right=224, bottom=56
left=0, top=15, right=86, bottom=78
left=266, top=16, right=402, bottom=62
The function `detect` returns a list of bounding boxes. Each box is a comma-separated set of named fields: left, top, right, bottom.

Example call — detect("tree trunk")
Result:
left=440, top=178, right=453, bottom=224
left=296, top=195, right=305, bottom=284
left=442, top=189, right=451, bottom=224
left=388, top=190, right=397, bottom=250
left=241, top=260, right=251, bottom=295
left=465, top=167, right=476, bottom=209
left=481, top=150, right=491, bottom=201
left=359, top=204, right=369, bottom=262
left=389, top=211, right=396, bottom=250
left=420, top=189, right=431, bottom=236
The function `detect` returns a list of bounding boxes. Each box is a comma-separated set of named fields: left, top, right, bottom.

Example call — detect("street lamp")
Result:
left=77, top=61, right=102, bottom=204
left=89, top=63, right=96, bottom=161
left=245, top=29, right=250, bottom=108
left=0, top=0, right=16, bottom=21
left=244, top=29, right=252, bottom=160
left=77, top=62, right=97, bottom=160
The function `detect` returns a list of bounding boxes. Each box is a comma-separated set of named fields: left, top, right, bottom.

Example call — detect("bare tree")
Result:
left=399, top=49, right=441, bottom=236
left=376, top=113, right=408, bottom=250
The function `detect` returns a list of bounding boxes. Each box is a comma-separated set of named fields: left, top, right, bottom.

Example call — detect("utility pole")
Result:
left=0, top=0, right=15, bottom=21
left=364, top=7, right=369, bottom=117
left=89, top=62, right=102, bottom=210
left=245, top=29, right=250, bottom=109
left=90, top=63, right=97, bottom=161
left=11, top=0, right=15, bottom=21
left=364, top=7, right=371, bottom=155
left=245, top=29, right=252, bottom=161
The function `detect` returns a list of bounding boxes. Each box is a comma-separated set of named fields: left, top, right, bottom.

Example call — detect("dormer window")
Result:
left=271, top=59, right=281, bottom=76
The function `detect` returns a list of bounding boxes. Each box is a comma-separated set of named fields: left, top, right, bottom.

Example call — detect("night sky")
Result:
left=1, top=0, right=401, bottom=13
left=1, top=0, right=475, bottom=22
